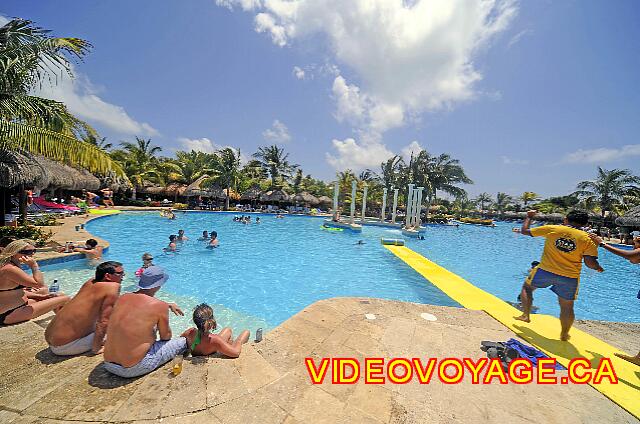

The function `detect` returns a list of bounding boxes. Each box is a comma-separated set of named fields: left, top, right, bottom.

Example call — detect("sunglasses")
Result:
left=111, top=270, right=125, bottom=276
left=19, top=249, right=36, bottom=256
left=143, top=258, right=154, bottom=261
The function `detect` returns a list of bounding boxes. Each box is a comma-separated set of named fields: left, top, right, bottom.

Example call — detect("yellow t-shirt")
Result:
left=530, top=225, right=598, bottom=279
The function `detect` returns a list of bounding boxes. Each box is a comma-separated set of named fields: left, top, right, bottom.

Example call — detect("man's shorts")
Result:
left=49, top=332, right=95, bottom=356
left=103, top=337, right=187, bottom=378
left=525, top=267, right=579, bottom=301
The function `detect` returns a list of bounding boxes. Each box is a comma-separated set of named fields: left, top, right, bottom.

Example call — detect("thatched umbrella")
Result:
left=0, top=150, right=49, bottom=225
left=183, top=175, right=210, bottom=197
left=35, top=156, right=100, bottom=191
left=240, top=186, right=263, bottom=202
left=260, top=189, right=290, bottom=203
left=615, top=206, right=640, bottom=228
left=317, top=195, right=332, bottom=205
left=293, top=192, right=320, bottom=206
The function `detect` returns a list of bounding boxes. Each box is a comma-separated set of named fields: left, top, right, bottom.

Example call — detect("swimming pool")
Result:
left=41, top=211, right=458, bottom=334
left=40, top=213, right=639, bottom=335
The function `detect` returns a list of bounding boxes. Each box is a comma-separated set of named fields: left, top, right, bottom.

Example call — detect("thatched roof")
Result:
left=240, top=185, right=262, bottom=201
left=0, top=149, right=49, bottom=189
left=35, top=156, right=100, bottom=191
left=317, top=195, right=333, bottom=205
left=260, top=189, right=290, bottom=203
left=616, top=206, right=640, bottom=227
left=138, top=183, right=186, bottom=197
left=183, top=175, right=210, bottom=197
left=292, top=192, right=320, bottom=205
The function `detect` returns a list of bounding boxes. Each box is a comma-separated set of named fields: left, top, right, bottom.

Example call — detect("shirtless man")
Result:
left=74, top=239, right=103, bottom=266
left=103, top=266, right=185, bottom=378
left=100, top=188, right=114, bottom=207
left=45, top=261, right=123, bottom=355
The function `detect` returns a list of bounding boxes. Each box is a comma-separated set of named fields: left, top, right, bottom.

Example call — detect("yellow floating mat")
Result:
left=385, top=245, right=640, bottom=419
left=87, top=208, right=121, bottom=215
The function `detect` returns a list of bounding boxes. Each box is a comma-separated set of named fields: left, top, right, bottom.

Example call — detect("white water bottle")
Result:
left=49, top=279, right=59, bottom=295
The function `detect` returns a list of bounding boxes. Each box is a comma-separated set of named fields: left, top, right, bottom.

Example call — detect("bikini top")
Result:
left=191, top=330, right=202, bottom=351
left=0, top=285, right=25, bottom=292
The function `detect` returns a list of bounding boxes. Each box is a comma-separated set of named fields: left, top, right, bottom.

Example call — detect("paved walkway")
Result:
left=0, top=298, right=637, bottom=423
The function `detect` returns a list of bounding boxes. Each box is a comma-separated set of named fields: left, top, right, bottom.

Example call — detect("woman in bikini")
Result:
left=0, top=240, right=70, bottom=325
left=182, top=303, right=249, bottom=357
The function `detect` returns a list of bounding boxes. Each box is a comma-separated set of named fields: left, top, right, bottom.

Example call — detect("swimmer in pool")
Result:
left=198, top=231, right=210, bottom=241
left=207, top=231, right=219, bottom=249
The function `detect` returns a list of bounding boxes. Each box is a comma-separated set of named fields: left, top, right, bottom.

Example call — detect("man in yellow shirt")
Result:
left=516, top=210, right=604, bottom=341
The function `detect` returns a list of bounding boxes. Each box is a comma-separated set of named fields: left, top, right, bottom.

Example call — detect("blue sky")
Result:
left=3, top=0, right=640, bottom=198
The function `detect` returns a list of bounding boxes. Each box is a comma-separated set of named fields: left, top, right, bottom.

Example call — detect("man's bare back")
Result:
left=45, top=279, right=119, bottom=351
left=103, top=293, right=171, bottom=367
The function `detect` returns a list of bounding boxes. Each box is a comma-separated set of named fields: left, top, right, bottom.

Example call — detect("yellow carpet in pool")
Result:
left=87, top=208, right=121, bottom=215
left=385, top=245, right=640, bottom=419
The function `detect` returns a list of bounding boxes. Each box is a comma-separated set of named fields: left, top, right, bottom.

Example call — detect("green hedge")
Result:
left=0, top=226, right=53, bottom=247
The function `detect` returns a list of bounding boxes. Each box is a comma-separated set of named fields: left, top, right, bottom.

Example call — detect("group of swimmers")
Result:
left=165, top=229, right=219, bottom=252
left=232, top=215, right=260, bottom=224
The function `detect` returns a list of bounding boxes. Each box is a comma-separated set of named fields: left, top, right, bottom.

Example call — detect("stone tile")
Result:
left=161, top=357, right=208, bottom=417
left=343, top=329, right=389, bottom=357
left=233, top=345, right=282, bottom=391
left=346, top=383, right=394, bottom=423
left=150, top=409, right=222, bottom=424
left=289, top=386, right=346, bottom=424
left=296, top=302, right=348, bottom=330
left=0, top=354, right=99, bottom=412
left=110, top=362, right=174, bottom=422
left=276, top=316, right=331, bottom=346
left=0, top=410, right=20, bottom=423
left=26, top=363, right=143, bottom=421
left=206, top=358, right=249, bottom=407
left=255, top=371, right=309, bottom=414
left=209, top=391, right=287, bottom=424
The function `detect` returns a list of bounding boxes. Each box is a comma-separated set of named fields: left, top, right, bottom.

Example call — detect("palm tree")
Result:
left=213, top=148, right=242, bottom=210
left=173, top=150, right=216, bottom=185
left=0, top=18, right=124, bottom=177
left=83, top=134, right=112, bottom=151
left=475, top=192, right=492, bottom=212
left=575, top=167, right=640, bottom=217
left=252, top=145, right=298, bottom=188
left=494, top=192, right=512, bottom=215
left=375, top=155, right=405, bottom=189
left=520, top=192, right=539, bottom=207
left=114, top=137, right=162, bottom=198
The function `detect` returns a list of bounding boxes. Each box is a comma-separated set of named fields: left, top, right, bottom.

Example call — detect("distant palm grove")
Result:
left=2, top=18, right=640, bottom=221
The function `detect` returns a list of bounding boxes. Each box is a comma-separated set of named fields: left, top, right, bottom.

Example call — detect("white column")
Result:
left=380, top=188, right=388, bottom=222
left=391, top=188, right=399, bottom=224
left=333, top=181, right=339, bottom=220
left=350, top=180, right=357, bottom=225
left=361, top=184, right=368, bottom=223
left=405, top=184, right=415, bottom=228
left=415, top=187, right=424, bottom=227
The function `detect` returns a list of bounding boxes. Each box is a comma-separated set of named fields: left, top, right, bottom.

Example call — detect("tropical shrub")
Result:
left=0, top=225, right=53, bottom=246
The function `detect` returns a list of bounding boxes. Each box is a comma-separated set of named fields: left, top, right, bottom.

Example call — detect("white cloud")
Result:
left=35, top=66, right=158, bottom=136
left=238, top=0, right=516, bottom=130
left=562, top=145, right=640, bottom=164
left=501, top=155, right=529, bottom=165
left=326, top=137, right=394, bottom=171
left=262, top=119, right=291, bottom=143
left=215, top=0, right=262, bottom=11
left=401, top=141, right=424, bottom=161
left=507, top=29, right=531, bottom=49
left=178, top=137, right=220, bottom=153
left=177, top=137, right=250, bottom=164
left=292, top=66, right=305, bottom=79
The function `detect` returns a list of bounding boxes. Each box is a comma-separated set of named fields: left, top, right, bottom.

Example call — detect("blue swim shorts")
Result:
left=526, top=267, right=579, bottom=301
left=103, top=337, right=187, bottom=378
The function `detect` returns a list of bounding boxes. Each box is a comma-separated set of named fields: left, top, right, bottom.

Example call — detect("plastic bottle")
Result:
left=171, top=355, right=183, bottom=376
left=255, top=328, right=263, bottom=343
left=49, top=279, right=59, bottom=295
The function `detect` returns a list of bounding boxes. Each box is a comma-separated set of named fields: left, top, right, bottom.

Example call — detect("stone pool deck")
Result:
left=0, top=298, right=638, bottom=424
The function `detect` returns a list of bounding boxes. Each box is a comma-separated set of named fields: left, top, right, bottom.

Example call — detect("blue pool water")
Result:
left=41, top=212, right=458, bottom=333
left=41, top=213, right=639, bottom=334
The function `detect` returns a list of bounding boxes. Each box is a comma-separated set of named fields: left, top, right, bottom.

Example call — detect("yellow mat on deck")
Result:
left=87, top=209, right=121, bottom=215
left=385, top=245, right=640, bottom=418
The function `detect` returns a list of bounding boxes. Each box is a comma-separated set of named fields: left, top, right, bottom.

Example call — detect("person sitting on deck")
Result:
left=45, top=261, right=123, bottom=355
left=0, top=240, right=70, bottom=325
left=103, top=266, right=186, bottom=378
left=515, top=210, right=604, bottom=341
left=589, top=233, right=640, bottom=366
left=182, top=303, right=249, bottom=357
